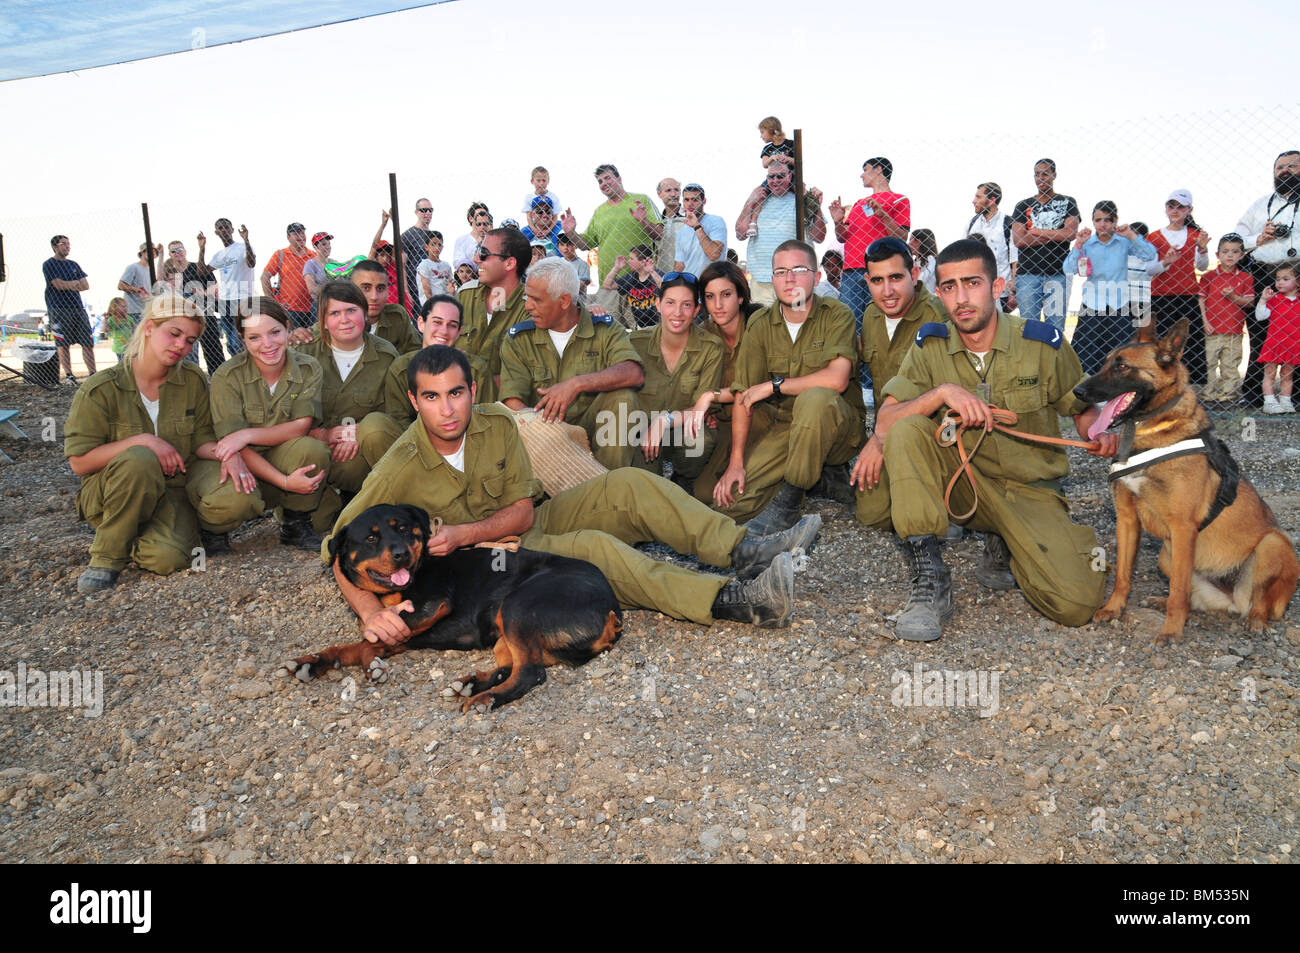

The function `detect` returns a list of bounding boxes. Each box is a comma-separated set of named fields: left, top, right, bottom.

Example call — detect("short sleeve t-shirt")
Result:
left=843, top=191, right=911, bottom=274
left=673, top=213, right=727, bottom=275
left=303, top=258, right=326, bottom=289
left=266, top=246, right=315, bottom=312
left=120, top=262, right=151, bottom=314
left=416, top=258, right=453, bottom=304
left=1011, top=194, right=1081, bottom=275
left=1199, top=268, right=1255, bottom=335
left=43, top=258, right=88, bottom=314
left=616, top=273, right=661, bottom=328
left=760, top=141, right=795, bottom=164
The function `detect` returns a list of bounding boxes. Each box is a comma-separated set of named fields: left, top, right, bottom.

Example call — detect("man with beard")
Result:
left=1234, top=150, right=1300, bottom=407
left=853, top=239, right=1116, bottom=642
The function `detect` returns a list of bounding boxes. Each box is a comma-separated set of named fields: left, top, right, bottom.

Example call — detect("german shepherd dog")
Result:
left=280, top=504, right=623, bottom=711
left=1075, top=318, right=1297, bottom=642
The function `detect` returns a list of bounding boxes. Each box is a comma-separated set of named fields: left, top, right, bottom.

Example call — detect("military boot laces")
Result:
left=711, top=551, right=795, bottom=628
left=893, top=534, right=954, bottom=642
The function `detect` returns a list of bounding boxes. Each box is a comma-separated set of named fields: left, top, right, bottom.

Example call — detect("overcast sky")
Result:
left=2, top=0, right=1296, bottom=315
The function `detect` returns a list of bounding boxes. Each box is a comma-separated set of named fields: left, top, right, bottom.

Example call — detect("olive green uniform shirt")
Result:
left=498, top=308, right=643, bottom=425
left=882, top=313, right=1088, bottom=485
left=458, top=282, right=528, bottom=378
left=860, top=282, right=948, bottom=399
left=384, top=347, right=497, bottom=425
left=209, top=349, right=323, bottom=446
left=370, top=303, right=422, bottom=355
left=733, top=294, right=866, bottom=428
left=629, top=324, right=724, bottom=413
left=65, top=359, right=216, bottom=489
left=323, top=403, right=543, bottom=558
left=299, top=333, right=399, bottom=427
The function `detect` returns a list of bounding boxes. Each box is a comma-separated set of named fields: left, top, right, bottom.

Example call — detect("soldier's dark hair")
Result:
left=407, top=344, right=471, bottom=396
left=317, top=281, right=368, bottom=347
left=865, top=236, right=914, bottom=273
left=489, top=227, right=531, bottom=280
left=351, top=259, right=386, bottom=278
left=419, top=294, right=463, bottom=322
left=935, top=238, right=998, bottom=283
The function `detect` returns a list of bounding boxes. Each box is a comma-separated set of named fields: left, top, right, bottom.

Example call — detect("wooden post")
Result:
left=141, top=203, right=156, bottom=285
left=793, top=129, right=805, bottom=244
left=389, top=173, right=407, bottom=311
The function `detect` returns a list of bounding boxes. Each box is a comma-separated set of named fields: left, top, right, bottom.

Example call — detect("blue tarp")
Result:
left=0, top=0, right=456, bottom=82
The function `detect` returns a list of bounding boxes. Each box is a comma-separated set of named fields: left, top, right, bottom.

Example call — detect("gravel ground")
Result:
left=0, top=377, right=1296, bottom=864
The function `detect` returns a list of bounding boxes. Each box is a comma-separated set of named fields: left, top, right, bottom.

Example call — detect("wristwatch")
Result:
left=771, top=376, right=785, bottom=397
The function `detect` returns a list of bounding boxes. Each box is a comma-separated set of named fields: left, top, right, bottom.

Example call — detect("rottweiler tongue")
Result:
left=1088, top=392, right=1133, bottom=440
left=390, top=568, right=410, bottom=587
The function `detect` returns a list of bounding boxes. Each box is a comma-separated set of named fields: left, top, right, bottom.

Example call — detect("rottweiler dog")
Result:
left=280, top=504, right=623, bottom=711
left=1076, top=318, right=1298, bottom=642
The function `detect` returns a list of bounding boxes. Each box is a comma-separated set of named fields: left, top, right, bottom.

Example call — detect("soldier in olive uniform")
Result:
left=65, top=293, right=239, bottom=592
left=385, top=294, right=496, bottom=425
left=689, top=261, right=763, bottom=507
left=325, top=347, right=826, bottom=645
left=203, top=297, right=330, bottom=549
left=628, top=273, right=724, bottom=486
left=715, top=241, right=866, bottom=533
left=457, top=226, right=530, bottom=380
left=351, top=259, right=422, bottom=355
left=297, top=282, right=404, bottom=532
left=852, top=239, right=1118, bottom=641
left=499, top=257, right=645, bottom=470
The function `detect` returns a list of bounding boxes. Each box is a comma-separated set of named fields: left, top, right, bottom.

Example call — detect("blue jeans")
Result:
left=1017, top=272, right=1069, bottom=331
left=218, top=299, right=244, bottom=355
left=839, top=269, right=874, bottom=386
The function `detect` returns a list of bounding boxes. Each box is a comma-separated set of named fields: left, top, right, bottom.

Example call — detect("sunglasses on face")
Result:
left=417, top=207, right=433, bottom=213
left=476, top=245, right=507, bottom=260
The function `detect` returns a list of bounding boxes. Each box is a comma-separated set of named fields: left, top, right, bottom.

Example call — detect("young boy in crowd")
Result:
left=596, top=244, right=661, bottom=329
left=415, top=231, right=452, bottom=306
left=1198, top=234, right=1255, bottom=404
left=557, top=232, right=591, bottom=301
left=521, top=165, right=562, bottom=214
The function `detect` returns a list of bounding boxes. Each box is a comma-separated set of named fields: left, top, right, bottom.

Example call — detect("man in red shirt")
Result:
left=261, top=222, right=315, bottom=328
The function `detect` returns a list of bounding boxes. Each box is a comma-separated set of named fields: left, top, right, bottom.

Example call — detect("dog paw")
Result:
left=1142, top=596, right=1169, bottom=612
left=442, top=678, right=476, bottom=701
left=276, top=656, right=326, bottom=683
left=365, top=656, right=389, bottom=684
left=1092, top=605, right=1123, bottom=623
left=460, top=691, right=497, bottom=714
left=1153, top=629, right=1185, bottom=646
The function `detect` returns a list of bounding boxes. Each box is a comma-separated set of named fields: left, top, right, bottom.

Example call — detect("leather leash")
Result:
left=934, top=408, right=1100, bottom=521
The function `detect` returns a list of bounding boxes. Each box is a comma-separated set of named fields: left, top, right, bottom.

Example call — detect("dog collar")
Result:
left=1108, top=438, right=1209, bottom=480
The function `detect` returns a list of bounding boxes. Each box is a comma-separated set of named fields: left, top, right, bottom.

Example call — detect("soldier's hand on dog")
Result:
left=425, top=522, right=467, bottom=558
left=534, top=378, right=583, bottom=422
left=850, top=433, right=885, bottom=490
left=362, top=602, right=415, bottom=646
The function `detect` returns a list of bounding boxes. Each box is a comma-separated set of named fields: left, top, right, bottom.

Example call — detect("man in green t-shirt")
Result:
left=560, top=163, right=663, bottom=285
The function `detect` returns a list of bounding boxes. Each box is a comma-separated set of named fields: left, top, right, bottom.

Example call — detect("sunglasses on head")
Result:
left=662, top=271, right=698, bottom=284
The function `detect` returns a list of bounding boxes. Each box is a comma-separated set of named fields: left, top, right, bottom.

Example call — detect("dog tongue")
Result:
left=1088, top=393, right=1132, bottom=441
left=390, top=568, right=410, bottom=586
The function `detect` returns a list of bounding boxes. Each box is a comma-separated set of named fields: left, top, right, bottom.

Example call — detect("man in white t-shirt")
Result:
left=965, top=181, right=1018, bottom=312
left=204, top=218, right=257, bottom=355
left=453, top=203, right=493, bottom=267
left=673, top=183, right=727, bottom=276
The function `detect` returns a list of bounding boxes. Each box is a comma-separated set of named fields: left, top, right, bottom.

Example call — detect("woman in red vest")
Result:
left=1147, top=188, right=1211, bottom=385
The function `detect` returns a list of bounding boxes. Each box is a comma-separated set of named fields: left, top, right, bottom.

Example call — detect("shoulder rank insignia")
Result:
left=915, top=322, right=949, bottom=346
left=1022, top=319, right=1062, bottom=349
left=507, top=319, right=536, bottom=337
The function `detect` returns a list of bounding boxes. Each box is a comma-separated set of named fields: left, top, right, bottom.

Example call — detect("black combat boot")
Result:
left=731, top=514, right=822, bottom=580
left=710, top=552, right=795, bottom=628
left=893, top=534, right=954, bottom=642
left=200, top=529, right=232, bottom=556
left=809, top=462, right=854, bottom=504
left=974, top=533, right=1018, bottom=590
left=279, top=509, right=322, bottom=551
left=744, top=481, right=805, bottom=537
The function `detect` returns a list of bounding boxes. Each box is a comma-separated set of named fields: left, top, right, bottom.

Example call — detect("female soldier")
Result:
left=204, top=297, right=330, bottom=549
left=65, top=291, right=243, bottom=592
left=629, top=272, right=723, bottom=491
left=296, top=281, right=404, bottom=529
left=688, top=262, right=764, bottom=506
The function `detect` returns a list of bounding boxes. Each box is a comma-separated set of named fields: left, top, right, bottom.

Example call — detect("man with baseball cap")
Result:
left=261, top=222, right=315, bottom=328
